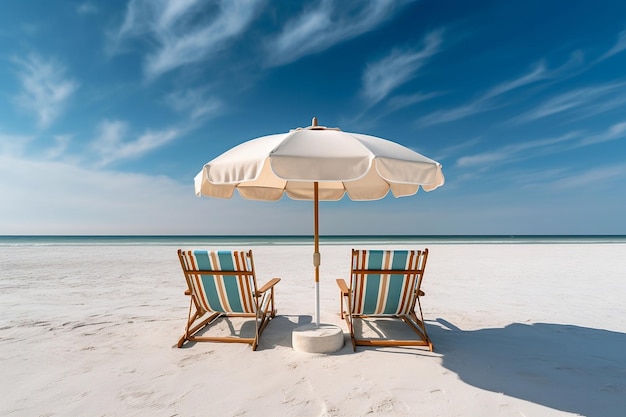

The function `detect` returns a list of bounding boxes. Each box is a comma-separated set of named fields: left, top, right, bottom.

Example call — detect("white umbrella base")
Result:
left=292, top=323, right=344, bottom=354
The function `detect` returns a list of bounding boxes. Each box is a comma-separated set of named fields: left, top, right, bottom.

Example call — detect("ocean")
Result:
left=1, top=235, right=626, bottom=247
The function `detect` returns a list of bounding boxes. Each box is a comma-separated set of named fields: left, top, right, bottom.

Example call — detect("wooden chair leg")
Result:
left=346, top=314, right=356, bottom=351
left=340, top=291, right=344, bottom=319
left=178, top=299, right=197, bottom=348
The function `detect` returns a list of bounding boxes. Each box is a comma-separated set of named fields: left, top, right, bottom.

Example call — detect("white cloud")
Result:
left=482, top=62, right=548, bottom=101
left=456, top=150, right=508, bottom=168
left=167, top=88, right=222, bottom=120
left=45, top=134, right=73, bottom=159
left=265, top=0, right=414, bottom=67
left=91, top=119, right=181, bottom=167
left=435, top=137, right=482, bottom=162
left=457, top=121, right=626, bottom=171
left=361, top=30, right=443, bottom=106
left=111, top=0, right=262, bottom=80
left=417, top=53, right=584, bottom=127
left=418, top=102, right=492, bottom=127
left=548, top=165, right=626, bottom=190
left=512, top=82, right=626, bottom=124
left=91, top=119, right=128, bottom=154
left=418, top=62, right=551, bottom=127
left=0, top=154, right=196, bottom=234
left=0, top=154, right=318, bottom=235
left=77, top=2, right=98, bottom=15
left=0, top=132, right=34, bottom=156
left=578, top=121, right=626, bottom=146
left=599, top=30, right=626, bottom=61
left=456, top=132, right=580, bottom=168
left=12, top=54, right=79, bottom=128
left=386, top=91, right=442, bottom=112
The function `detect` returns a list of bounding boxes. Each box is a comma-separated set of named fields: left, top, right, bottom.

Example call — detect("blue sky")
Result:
left=1, top=0, right=626, bottom=235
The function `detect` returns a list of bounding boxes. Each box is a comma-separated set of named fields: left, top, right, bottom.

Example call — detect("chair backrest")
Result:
left=350, top=249, right=428, bottom=315
left=178, top=249, right=258, bottom=314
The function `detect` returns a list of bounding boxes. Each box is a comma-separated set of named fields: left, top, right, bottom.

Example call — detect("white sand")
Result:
left=1, top=243, right=625, bottom=417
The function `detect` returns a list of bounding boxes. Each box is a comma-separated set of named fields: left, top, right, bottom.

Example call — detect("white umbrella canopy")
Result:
left=194, top=118, right=445, bottom=326
left=196, top=121, right=444, bottom=201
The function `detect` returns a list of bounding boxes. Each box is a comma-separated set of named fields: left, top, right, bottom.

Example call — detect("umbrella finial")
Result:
left=292, top=117, right=339, bottom=131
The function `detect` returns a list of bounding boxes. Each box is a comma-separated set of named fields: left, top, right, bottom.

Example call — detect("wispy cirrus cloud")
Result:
left=45, top=135, right=73, bottom=160
left=12, top=54, right=79, bottom=128
left=166, top=88, right=222, bottom=121
left=110, top=0, right=262, bottom=80
left=386, top=91, right=443, bottom=112
left=0, top=133, right=34, bottom=156
left=548, top=164, right=626, bottom=190
left=456, top=132, right=581, bottom=168
left=598, top=30, right=626, bottom=61
left=77, top=2, right=98, bottom=15
left=418, top=101, right=492, bottom=127
left=433, top=137, right=482, bottom=163
left=91, top=119, right=180, bottom=167
left=456, top=120, right=626, bottom=171
left=511, top=82, right=626, bottom=124
left=578, top=121, right=626, bottom=146
left=417, top=52, right=584, bottom=127
left=417, top=63, right=549, bottom=127
left=361, top=30, right=443, bottom=106
left=481, top=63, right=551, bottom=101
left=265, top=0, right=415, bottom=67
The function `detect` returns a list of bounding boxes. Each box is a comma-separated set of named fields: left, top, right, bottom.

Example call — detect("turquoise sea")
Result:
left=1, top=235, right=625, bottom=246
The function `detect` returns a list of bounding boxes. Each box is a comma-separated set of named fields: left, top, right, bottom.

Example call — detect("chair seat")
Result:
left=337, top=249, right=433, bottom=352
left=177, top=249, right=280, bottom=351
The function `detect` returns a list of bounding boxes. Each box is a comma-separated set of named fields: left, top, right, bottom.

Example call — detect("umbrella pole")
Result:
left=313, top=181, right=320, bottom=327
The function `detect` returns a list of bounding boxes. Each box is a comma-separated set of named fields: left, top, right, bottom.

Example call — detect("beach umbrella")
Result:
left=195, top=118, right=445, bottom=326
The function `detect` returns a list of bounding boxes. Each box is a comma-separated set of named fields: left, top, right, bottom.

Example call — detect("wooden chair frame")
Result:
left=177, top=249, right=280, bottom=351
left=336, top=249, right=433, bottom=352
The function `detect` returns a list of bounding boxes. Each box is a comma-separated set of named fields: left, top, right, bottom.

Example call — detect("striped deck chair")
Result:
left=177, top=249, right=280, bottom=350
left=336, top=249, right=433, bottom=351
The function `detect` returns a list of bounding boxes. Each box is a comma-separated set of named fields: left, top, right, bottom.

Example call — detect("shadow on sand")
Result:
left=174, top=314, right=313, bottom=350
left=430, top=319, right=626, bottom=417
left=259, top=314, right=313, bottom=349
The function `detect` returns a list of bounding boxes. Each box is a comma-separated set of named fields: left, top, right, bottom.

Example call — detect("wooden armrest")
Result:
left=184, top=289, right=191, bottom=296
left=257, top=277, right=281, bottom=294
left=418, top=289, right=425, bottom=296
left=336, top=279, right=349, bottom=295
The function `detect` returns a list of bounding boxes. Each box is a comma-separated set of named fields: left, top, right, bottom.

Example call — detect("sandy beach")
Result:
left=1, top=242, right=625, bottom=416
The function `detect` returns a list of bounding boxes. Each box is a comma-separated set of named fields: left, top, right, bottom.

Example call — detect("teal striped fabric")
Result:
left=351, top=250, right=422, bottom=315
left=181, top=250, right=256, bottom=314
